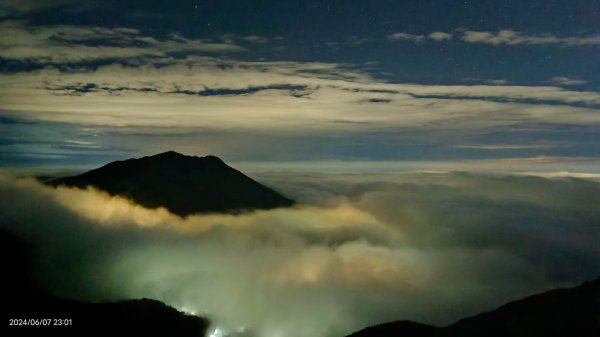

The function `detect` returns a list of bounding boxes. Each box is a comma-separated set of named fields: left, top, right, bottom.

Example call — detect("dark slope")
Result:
left=347, top=321, right=445, bottom=337
left=4, top=297, right=209, bottom=337
left=447, top=278, right=600, bottom=337
left=347, top=278, right=600, bottom=337
left=1, top=230, right=209, bottom=337
left=49, top=151, right=294, bottom=216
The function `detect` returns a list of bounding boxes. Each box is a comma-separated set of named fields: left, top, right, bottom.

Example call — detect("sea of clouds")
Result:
left=1, top=170, right=599, bottom=337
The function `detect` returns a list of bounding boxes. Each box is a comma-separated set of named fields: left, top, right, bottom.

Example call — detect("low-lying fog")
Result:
left=1, top=170, right=599, bottom=337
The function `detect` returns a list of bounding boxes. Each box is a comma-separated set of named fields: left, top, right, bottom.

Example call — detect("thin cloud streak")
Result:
left=0, top=20, right=245, bottom=64
left=388, top=29, right=600, bottom=47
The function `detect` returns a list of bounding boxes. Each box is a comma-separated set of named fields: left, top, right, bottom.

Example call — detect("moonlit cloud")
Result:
left=452, top=144, right=557, bottom=150
left=548, top=76, right=588, bottom=86
left=387, top=32, right=426, bottom=42
left=0, top=20, right=244, bottom=64
left=388, top=29, right=600, bottom=47
left=461, top=29, right=600, bottom=46
left=1, top=18, right=599, bottom=166
left=2, top=53, right=599, bottom=165
left=428, top=32, right=453, bottom=41
left=2, top=58, right=600, bottom=131
left=1, top=170, right=599, bottom=337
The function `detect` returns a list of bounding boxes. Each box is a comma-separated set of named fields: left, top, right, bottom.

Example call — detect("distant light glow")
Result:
left=209, top=326, right=225, bottom=337
left=179, top=306, right=197, bottom=316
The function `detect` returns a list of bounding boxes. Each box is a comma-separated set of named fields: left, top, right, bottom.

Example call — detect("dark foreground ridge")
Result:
left=2, top=228, right=599, bottom=337
left=49, top=151, right=295, bottom=216
left=1, top=230, right=209, bottom=337
left=347, top=277, right=600, bottom=337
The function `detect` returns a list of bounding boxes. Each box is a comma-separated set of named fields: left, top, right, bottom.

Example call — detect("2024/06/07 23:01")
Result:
left=9, top=318, right=72, bottom=326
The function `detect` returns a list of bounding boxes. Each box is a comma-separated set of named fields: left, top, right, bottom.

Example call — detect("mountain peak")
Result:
left=153, top=150, right=186, bottom=158
left=148, top=151, right=225, bottom=164
left=49, top=152, right=294, bottom=216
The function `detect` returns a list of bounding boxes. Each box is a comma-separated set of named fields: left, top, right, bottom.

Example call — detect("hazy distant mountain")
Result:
left=347, top=278, right=600, bottom=337
left=49, top=151, right=294, bottom=216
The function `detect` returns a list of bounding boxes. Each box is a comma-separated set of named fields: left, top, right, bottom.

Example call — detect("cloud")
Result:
left=428, top=32, right=453, bottom=41
left=44, top=82, right=309, bottom=98
left=497, top=155, right=588, bottom=164
left=2, top=59, right=600, bottom=131
left=485, top=79, right=508, bottom=85
left=452, top=144, right=557, bottom=150
left=2, top=56, right=600, bottom=163
left=548, top=76, right=588, bottom=86
left=387, top=32, right=426, bottom=42
left=389, top=31, right=454, bottom=43
left=388, top=29, right=600, bottom=47
left=238, top=35, right=270, bottom=44
left=0, top=20, right=244, bottom=64
left=219, top=34, right=275, bottom=45
left=462, top=29, right=600, bottom=46
left=325, top=37, right=373, bottom=49
left=1, top=170, right=599, bottom=337
left=2, top=32, right=600, bottom=165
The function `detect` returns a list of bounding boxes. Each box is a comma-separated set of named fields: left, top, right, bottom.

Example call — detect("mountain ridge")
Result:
left=346, top=277, right=600, bottom=337
left=1, top=229, right=210, bottom=337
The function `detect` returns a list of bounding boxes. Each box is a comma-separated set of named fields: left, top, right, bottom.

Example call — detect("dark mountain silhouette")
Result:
left=1, top=230, right=209, bottom=337
left=447, top=278, right=600, bottom=337
left=348, top=321, right=445, bottom=337
left=49, top=151, right=294, bottom=217
left=346, top=278, right=600, bottom=337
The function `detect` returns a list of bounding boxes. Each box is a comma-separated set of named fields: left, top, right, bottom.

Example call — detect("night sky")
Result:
left=1, top=0, right=599, bottom=171
left=2, top=3, right=600, bottom=337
